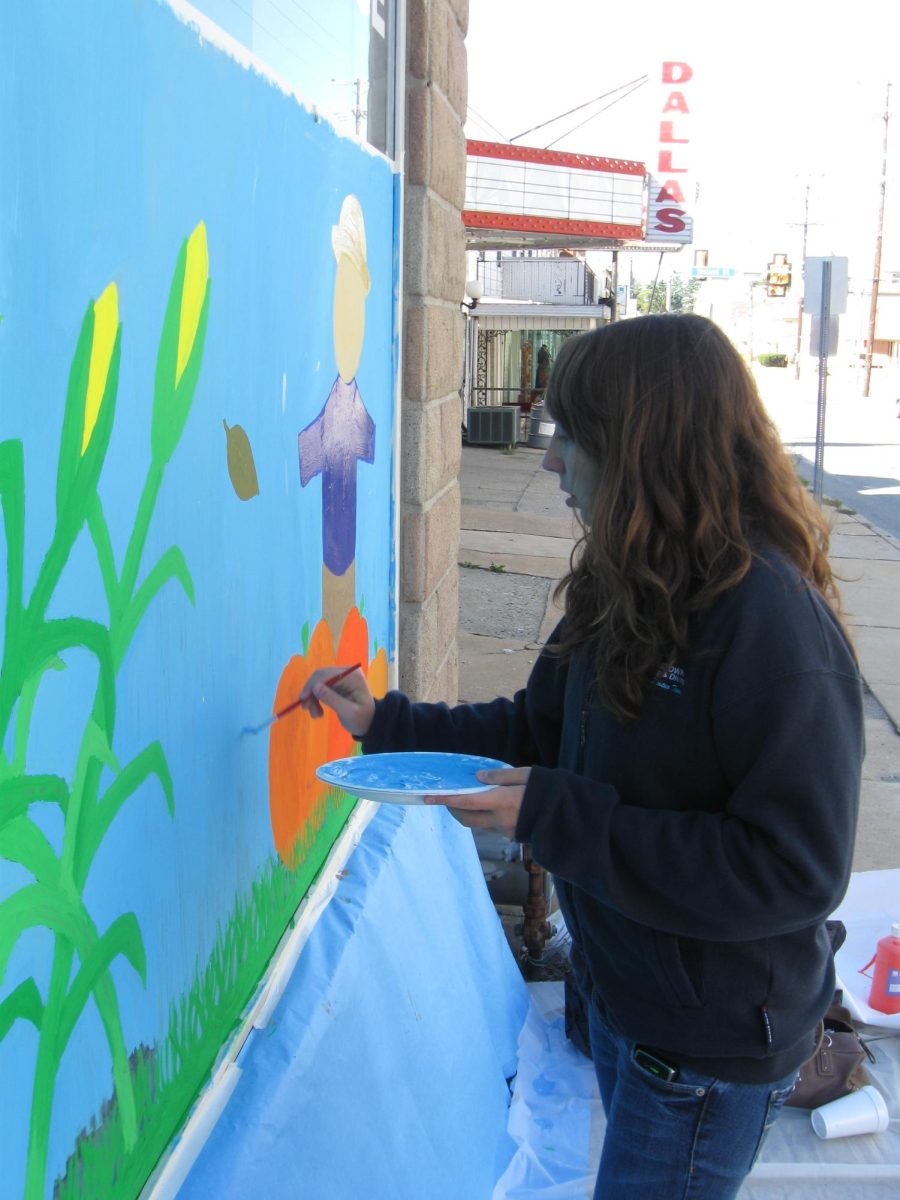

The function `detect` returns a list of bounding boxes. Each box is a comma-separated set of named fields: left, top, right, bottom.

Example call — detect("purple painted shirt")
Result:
left=298, top=376, right=375, bottom=576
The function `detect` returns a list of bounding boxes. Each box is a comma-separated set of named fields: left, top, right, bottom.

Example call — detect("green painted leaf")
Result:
left=0, top=885, right=89, bottom=985
left=0, top=775, right=69, bottom=828
left=78, top=742, right=173, bottom=890
left=57, top=913, right=147, bottom=1053
left=0, top=977, right=43, bottom=1041
left=69, top=720, right=120, bottom=879
left=12, top=655, right=67, bottom=773
left=33, top=618, right=116, bottom=736
left=114, top=545, right=195, bottom=666
left=55, top=300, right=93, bottom=523
left=76, top=717, right=119, bottom=779
left=0, top=815, right=60, bottom=887
left=86, top=493, right=120, bottom=615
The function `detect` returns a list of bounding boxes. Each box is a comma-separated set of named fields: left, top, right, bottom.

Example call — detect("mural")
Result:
left=0, top=2, right=397, bottom=1197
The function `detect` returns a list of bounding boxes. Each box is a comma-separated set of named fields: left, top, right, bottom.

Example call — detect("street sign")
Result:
left=689, top=266, right=736, bottom=279
left=804, top=256, right=848, bottom=315
left=810, top=315, right=839, bottom=357
left=806, top=258, right=845, bottom=506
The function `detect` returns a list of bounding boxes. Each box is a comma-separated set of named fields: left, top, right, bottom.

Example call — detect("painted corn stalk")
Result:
left=0, top=224, right=210, bottom=1200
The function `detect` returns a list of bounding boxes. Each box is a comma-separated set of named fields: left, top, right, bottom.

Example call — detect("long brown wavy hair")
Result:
left=544, top=313, right=844, bottom=721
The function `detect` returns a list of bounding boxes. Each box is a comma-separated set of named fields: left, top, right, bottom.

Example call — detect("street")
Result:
left=756, top=364, right=900, bottom=539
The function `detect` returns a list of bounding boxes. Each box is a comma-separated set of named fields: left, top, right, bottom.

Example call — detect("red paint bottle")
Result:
left=862, top=923, right=900, bottom=1015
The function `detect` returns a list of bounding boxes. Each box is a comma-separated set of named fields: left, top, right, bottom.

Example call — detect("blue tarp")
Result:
left=180, top=803, right=529, bottom=1199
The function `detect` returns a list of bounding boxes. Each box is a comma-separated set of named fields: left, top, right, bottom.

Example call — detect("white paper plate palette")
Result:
left=316, top=751, right=512, bottom=805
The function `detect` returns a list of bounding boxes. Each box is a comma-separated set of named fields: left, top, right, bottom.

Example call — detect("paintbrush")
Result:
left=242, top=663, right=362, bottom=735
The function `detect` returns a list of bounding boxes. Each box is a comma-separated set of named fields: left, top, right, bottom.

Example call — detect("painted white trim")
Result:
left=142, top=1062, right=242, bottom=1200
left=141, top=800, right=378, bottom=1199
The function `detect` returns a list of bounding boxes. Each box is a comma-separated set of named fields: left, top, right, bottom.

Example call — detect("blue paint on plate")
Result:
left=316, top=752, right=512, bottom=798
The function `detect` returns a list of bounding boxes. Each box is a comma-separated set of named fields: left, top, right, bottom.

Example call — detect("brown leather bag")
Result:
left=785, top=995, right=874, bottom=1108
left=785, top=920, right=875, bottom=1109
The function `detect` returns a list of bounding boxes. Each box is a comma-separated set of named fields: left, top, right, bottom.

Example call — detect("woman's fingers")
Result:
left=300, top=666, right=356, bottom=710
left=476, top=766, right=531, bottom=786
left=299, top=666, right=376, bottom=738
left=426, top=783, right=526, bottom=839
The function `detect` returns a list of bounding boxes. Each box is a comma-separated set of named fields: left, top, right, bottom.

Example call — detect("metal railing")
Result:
left=468, top=385, right=547, bottom=411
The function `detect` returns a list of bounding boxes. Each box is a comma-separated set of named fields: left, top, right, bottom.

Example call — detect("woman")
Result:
left=301, top=314, right=864, bottom=1199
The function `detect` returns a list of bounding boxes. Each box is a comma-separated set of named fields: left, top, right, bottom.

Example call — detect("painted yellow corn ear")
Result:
left=152, top=222, right=210, bottom=467
left=56, top=286, right=121, bottom=526
left=176, top=223, right=209, bottom=388
left=82, top=284, right=119, bottom=454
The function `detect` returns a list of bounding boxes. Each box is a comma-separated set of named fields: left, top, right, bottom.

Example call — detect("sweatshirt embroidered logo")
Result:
left=655, top=664, right=685, bottom=694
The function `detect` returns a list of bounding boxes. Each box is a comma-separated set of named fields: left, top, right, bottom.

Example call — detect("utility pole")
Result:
left=330, top=77, right=366, bottom=137
left=794, top=184, right=810, bottom=380
left=354, top=77, right=364, bottom=137
left=863, top=83, right=891, bottom=398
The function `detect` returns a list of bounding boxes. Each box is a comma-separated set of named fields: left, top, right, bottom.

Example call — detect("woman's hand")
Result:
left=426, top=766, right=530, bottom=839
left=299, top=666, right=376, bottom=739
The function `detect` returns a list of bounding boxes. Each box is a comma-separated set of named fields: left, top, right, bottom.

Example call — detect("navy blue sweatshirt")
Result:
left=363, top=551, right=864, bottom=1082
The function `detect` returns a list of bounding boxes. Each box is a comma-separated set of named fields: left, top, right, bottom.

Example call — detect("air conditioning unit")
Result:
left=466, top=405, right=518, bottom=446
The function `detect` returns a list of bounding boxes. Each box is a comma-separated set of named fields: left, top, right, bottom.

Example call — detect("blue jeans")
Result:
left=588, top=1004, right=797, bottom=1200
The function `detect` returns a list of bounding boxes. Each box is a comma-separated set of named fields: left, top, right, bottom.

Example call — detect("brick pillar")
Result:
left=400, top=0, right=468, bottom=701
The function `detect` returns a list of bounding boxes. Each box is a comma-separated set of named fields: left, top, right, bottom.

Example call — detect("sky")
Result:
left=464, top=0, right=898, bottom=286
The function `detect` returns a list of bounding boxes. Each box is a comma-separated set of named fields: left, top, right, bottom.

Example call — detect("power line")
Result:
left=221, top=0, right=315, bottom=72
left=545, top=77, right=649, bottom=150
left=280, top=0, right=340, bottom=44
left=262, top=0, right=333, bottom=56
left=466, top=106, right=510, bottom=143
left=509, top=75, right=649, bottom=143
left=863, top=82, right=891, bottom=398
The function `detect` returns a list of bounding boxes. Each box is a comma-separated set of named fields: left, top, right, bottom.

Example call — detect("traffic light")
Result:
left=766, top=253, right=792, bottom=297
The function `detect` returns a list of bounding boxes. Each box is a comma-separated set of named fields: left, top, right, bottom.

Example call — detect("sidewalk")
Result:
left=457, top=442, right=900, bottom=872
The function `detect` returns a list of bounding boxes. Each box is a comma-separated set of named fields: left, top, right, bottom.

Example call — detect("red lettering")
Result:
left=659, top=120, right=688, bottom=144
left=653, top=208, right=687, bottom=234
left=662, top=62, right=693, bottom=84
left=658, top=150, right=688, bottom=173
left=662, top=92, right=690, bottom=114
left=654, top=182, right=685, bottom=204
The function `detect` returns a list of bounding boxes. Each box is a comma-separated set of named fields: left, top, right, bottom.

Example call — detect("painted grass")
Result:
left=53, top=787, right=357, bottom=1199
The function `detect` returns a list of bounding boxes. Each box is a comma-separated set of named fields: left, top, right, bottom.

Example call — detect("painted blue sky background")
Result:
left=0, top=0, right=397, bottom=1186
left=194, top=0, right=380, bottom=140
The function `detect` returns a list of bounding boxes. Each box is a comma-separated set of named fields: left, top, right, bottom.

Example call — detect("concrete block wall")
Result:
left=401, top=0, right=469, bottom=700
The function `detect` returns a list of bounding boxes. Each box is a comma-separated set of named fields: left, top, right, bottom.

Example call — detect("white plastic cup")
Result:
left=811, top=1085, right=890, bottom=1139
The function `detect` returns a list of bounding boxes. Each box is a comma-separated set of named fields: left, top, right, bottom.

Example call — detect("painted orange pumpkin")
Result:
left=327, top=606, right=370, bottom=764
left=268, top=608, right=393, bottom=867
left=368, top=645, right=388, bottom=700
left=267, top=620, right=334, bottom=866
